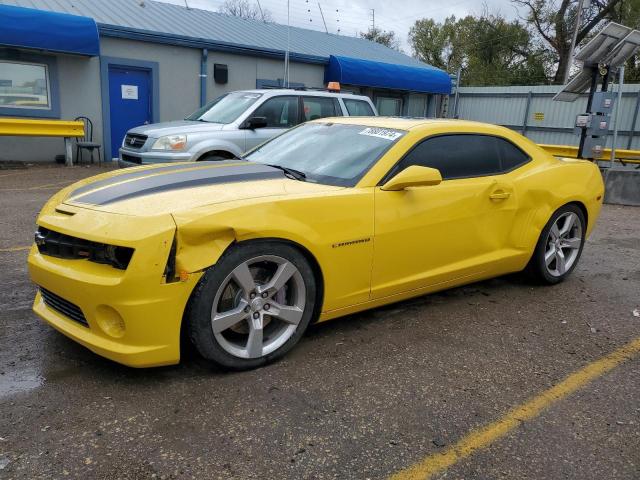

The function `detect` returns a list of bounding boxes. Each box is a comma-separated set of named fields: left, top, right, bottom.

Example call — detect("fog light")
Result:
left=96, top=305, right=126, bottom=338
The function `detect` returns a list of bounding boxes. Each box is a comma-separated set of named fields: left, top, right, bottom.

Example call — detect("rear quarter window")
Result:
left=496, top=137, right=531, bottom=171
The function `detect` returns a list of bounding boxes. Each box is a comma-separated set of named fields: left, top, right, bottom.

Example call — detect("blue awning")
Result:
left=0, top=4, right=99, bottom=56
left=325, top=55, right=451, bottom=95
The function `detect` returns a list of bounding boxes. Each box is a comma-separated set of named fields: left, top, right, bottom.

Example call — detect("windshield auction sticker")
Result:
left=358, top=127, right=403, bottom=141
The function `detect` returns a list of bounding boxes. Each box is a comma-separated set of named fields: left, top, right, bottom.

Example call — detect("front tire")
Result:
left=186, top=241, right=317, bottom=370
left=526, top=204, right=586, bottom=284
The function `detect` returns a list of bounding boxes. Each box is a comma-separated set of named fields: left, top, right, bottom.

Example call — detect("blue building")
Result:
left=0, top=0, right=451, bottom=162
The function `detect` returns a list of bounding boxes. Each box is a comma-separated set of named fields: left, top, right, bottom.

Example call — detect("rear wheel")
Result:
left=527, top=204, right=585, bottom=284
left=186, top=241, right=316, bottom=370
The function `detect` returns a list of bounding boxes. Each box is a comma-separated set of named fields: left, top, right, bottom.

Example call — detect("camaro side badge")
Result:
left=332, top=238, right=371, bottom=249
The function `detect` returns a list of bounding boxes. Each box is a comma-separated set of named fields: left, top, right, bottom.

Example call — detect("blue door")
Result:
left=108, top=66, right=152, bottom=159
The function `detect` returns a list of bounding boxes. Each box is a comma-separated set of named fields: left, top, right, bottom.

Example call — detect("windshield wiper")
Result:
left=265, top=164, right=306, bottom=181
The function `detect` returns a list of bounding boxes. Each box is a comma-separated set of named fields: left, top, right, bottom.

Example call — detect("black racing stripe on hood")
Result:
left=71, top=164, right=284, bottom=206
left=70, top=160, right=243, bottom=198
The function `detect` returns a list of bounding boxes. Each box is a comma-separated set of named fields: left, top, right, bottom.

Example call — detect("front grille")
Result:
left=35, top=227, right=134, bottom=270
left=40, top=287, right=88, bottom=327
left=121, top=153, right=142, bottom=164
left=123, top=133, right=147, bottom=149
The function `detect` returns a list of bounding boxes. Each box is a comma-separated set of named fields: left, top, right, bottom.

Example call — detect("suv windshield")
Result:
left=245, top=123, right=405, bottom=187
left=186, top=92, right=263, bottom=124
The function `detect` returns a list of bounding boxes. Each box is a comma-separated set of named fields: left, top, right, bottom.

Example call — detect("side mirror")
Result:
left=381, top=166, right=442, bottom=191
left=243, top=116, right=268, bottom=129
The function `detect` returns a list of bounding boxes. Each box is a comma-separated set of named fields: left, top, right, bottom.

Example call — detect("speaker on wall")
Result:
left=214, top=64, right=228, bottom=84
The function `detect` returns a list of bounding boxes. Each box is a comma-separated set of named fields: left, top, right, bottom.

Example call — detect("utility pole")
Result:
left=284, top=0, right=290, bottom=87
left=610, top=65, right=625, bottom=167
left=564, top=0, right=586, bottom=84
left=318, top=3, right=328, bottom=34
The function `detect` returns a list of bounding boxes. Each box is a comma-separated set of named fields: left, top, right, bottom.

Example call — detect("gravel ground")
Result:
left=0, top=165, right=638, bottom=479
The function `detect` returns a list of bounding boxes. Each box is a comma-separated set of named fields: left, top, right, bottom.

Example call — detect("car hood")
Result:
left=128, top=120, right=225, bottom=137
left=61, top=161, right=343, bottom=216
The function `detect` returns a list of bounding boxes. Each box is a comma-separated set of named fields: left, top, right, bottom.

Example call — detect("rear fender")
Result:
left=512, top=160, right=603, bottom=252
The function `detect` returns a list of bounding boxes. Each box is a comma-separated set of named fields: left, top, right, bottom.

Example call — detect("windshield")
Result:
left=185, top=92, right=263, bottom=124
left=245, top=123, right=405, bottom=186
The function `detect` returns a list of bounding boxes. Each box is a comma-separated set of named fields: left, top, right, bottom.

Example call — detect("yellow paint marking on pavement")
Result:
left=0, top=170, right=32, bottom=179
left=0, top=245, right=31, bottom=252
left=0, top=180, right=71, bottom=192
left=390, top=336, right=640, bottom=480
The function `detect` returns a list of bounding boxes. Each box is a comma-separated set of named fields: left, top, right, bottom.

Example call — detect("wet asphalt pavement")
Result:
left=0, top=165, right=639, bottom=480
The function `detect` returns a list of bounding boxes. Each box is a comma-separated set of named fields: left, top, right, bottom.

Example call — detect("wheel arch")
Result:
left=523, top=200, right=589, bottom=272
left=196, top=149, right=237, bottom=161
left=178, top=233, right=325, bottom=324
left=565, top=200, right=588, bottom=229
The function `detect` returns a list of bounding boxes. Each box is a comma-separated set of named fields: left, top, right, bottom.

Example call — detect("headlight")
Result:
left=35, top=226, right=134, bottom=270
left=151, top=134, right=187, bottom=151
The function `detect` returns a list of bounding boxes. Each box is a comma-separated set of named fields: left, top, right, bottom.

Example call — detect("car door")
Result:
left=370, top=134, right=521, bottom=300
left=244, top=95, right=300, bottom=150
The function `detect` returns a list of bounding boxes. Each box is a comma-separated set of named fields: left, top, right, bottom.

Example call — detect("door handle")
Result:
left=489, top=190, right=511, bottom=200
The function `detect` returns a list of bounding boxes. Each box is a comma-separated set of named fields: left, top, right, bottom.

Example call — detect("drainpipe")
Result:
left=200, top=48, right=208, bottom=107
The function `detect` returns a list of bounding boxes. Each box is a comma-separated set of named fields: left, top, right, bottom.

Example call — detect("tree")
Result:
left=218, top=0, right=272, bottom=22
left=360, top=27, right=400, bottom=50
left=610, top=0, right=640, bottom=81
left=513, top=0, right=624, bottom=83
left=409, top=13, right=550, bottom=86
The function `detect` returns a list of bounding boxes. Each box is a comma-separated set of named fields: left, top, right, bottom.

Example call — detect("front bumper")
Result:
left=119, top=147, right=194, bottom=168
left=27, top=208, right=202, bottom=367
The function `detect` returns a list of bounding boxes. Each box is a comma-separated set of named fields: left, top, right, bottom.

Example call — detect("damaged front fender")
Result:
left=171, top=214, right=236, bottom=274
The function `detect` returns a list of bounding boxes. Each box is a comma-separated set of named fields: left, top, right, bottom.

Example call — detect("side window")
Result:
left=496, top=137, right=530, bottom=171
left=396, top=135, right=502, bottom=180
left=343, top=99, right=375, bottom=116
left=302, top=96, right=338, bottom=121
left=252, top=96, right=299, bottom=128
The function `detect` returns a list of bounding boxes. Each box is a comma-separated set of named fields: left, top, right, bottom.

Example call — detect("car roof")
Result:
left=238, top=89, right=371, bottom=100
left=311, top=116, right=513, bottom=134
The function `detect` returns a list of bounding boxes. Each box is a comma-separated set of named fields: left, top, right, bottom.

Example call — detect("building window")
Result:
left=0, top=61, right=50, bottom=109
left=0, top=53, right=59, bottom=118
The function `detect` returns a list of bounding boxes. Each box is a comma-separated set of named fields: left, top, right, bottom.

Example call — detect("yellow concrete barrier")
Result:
left=0, top=118, right=84, bottom=137
left=539, top=144, right=640, bottom=165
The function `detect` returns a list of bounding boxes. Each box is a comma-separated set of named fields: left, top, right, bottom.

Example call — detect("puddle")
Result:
left=0, top=369, right=44, bottom=399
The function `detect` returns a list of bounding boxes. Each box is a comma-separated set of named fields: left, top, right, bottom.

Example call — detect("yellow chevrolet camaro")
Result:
left=28, top=118, right=604, bottom=369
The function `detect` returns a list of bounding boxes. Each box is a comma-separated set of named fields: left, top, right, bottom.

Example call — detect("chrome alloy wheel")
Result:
left=544, top=211, right=583, bottom=277
left=210, top=255, right=306, bottom=359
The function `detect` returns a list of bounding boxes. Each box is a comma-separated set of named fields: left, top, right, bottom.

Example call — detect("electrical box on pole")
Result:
left=553, top=22, right=640, bottom=159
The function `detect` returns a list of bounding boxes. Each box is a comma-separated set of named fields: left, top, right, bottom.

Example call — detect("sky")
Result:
left=156, top=0, right=522, bottom=53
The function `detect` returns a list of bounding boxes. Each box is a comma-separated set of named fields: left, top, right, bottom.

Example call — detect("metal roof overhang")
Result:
left=325, top=55, right=452, bottom=95
left=0, top=4, right=99, bottom=56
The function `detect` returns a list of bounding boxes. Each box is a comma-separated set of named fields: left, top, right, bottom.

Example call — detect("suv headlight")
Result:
left=151, top=134, right=188, bottom=151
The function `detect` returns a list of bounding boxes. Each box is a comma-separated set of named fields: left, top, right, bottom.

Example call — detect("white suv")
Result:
left=118, top=89, right=377, bottom=167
